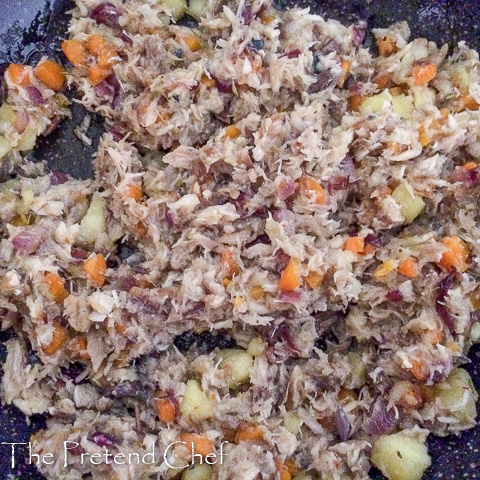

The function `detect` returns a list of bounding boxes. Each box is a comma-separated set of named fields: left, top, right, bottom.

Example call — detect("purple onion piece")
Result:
left=165, top=209, right=178, bottom=228
left=94, top=74, right=120, bottom=104
left=277, top=323, right=300, bottom=352
left=277, top=290, right=301, bottom=302
left=12, top=231, right=41, bottom=254
left=340, top=154, right=357, bottom=182
left=362, top=396, right=398, bottom=435
left=108, top=127, right=124, bottom=142
left=245, top=234, right=271, bottom=248
left=352, top=22, right=367, bottom=47
left=386, top=289, right=403, bottom=302
left=50, top=171, right=69, bottom=185
left=89, top=431, right=117, bottom=448
left=26, top=86, right=45, bottom=105
left=61, top=363, right=85, bottom=384
left=274, top=249, right=290, bottom=274
left=334, top=408, right=351, bottom=441
left=241, top=5, right=254, bottom=24
left=277, top=178, right=296, bottom=200
left=67, top=443, right=86, bottom=456
left=272, top=209, right=295, bottom=235
left=90, top=3, right=122, bottom=28
left=364, top=234, right=382, bottom=247
left=212, top=75, right=233, bottom=94
left=71, top=247, right=87, bottom=260
left=285, top=48, right=302, bottom=59
left=450, top=166, right=480, bottom=187
left=117, top=32, right=133, bottom=45
left=327, top=176, right=349, bottom=194
left=118, top=274, right=140, bottom=292
left=436, top=273, right=456, bottom=331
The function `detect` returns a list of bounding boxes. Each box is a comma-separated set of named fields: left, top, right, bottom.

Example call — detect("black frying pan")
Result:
left=0, top=1, right=479, bottom=479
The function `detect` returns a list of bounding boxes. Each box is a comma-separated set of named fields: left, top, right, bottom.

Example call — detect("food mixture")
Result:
left=0, top=1, right=479, bottom=479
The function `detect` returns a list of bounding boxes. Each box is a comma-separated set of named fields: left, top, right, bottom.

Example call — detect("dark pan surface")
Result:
left=0, top=1, right=479, bottom=479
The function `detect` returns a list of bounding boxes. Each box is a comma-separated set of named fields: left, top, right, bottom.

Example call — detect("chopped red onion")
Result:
left=89, top=431, right=117, bottom=448
left=285, top=48, right=302, bottom=59
left=26, top=86, right=45, bottom=105
left=108, top=128, right=124, bottom=142
left=212, top=75, right=233, bottom=94
left=94, top=74, right=120, bottom=103
left=246, top=234, right=271, bottom=248
left=117, top=32, right=133, bottom=45
left=362, top=396, right=398, bottom=435
left=386, top=289, right=403, bottom=302
left=50, top=171, right=69, bottom=185
left=277, top=178, right=296, bottom=200
left=352, top=22, right=367, bottom=47
left=12, top=231, right=41, bottom=254
left=165, top=209, right=178, bottom=227
left=241, top=5, right=254, bottom=24
left=118, top=274, right=140, bottom=292
left=364, top=234, right=382, bottom=247
left=340, top=154, right=357, bottom=182
left=334, top=408, right=351, bottom=441
left=278, top=291, right=301, bottom=302
left=71, top=247, right=87, bottom=260
left=274, top=249, right=290, bottom=273
left=436, top=274, right=456, bottom=331
left=90, top=3, right=122, bottom=28
left=272, top=209, right=295, bottom=235
left=450, top=166, right=480, bottom=187
left=327, top=176, right=348, bottom=194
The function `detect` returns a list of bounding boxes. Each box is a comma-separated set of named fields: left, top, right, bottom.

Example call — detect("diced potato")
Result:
left=371, top=433, right=432, bottom=480
left=0, top=105, right=16, bottom=131
left=346, top=352, right=367, bottom=388
left=411, top=86, right=435, bottom=108
left=180, top=380, right=214, bottom=421
left=247, top=338, right=265, bottom=357
left=284, top=413, right=303, bottom=435
left=182, top=464, right=213, bottom=480
left=0, top=136, right=12, bottom=159
left=21, top=189, right=34, bottom=209
left=160, top=0, right=188, bottom=20
left=79, top=193, right=106, bottom=244
left=391, top=94, right=414, bottom=119
left=359, top=92, right=391, bottom=115
left=391, top=184, right=425, bottom=223
left=219, top=349, right=254, bottom=388
left=434, top=368, right=477, bottom=423
left=17, top=125, right=38, bottom=151
left=470, top=322, right=480, bottom=343
left=452, top=66, right=471, bottom=92
left=187, top=0, right=205, bottom=20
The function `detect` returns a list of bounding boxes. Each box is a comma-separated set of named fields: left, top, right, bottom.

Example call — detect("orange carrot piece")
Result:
left=412, top=63, right=437, bottom=86
left=221, top=250, right=241, bottom=279
left=87, top=34, right=105, bottom=56
left=418, top=125, right=431, bottom=148
left=303, top=271, right=324, bottom=289
left=126, top=184, right=142, bottom=202
left=88, top=65, right=111, bottom=86
left=398, top=256, right=419, bottom=278
left=62, top=39, right=87, bottom=67
left=343, top=236, right=365, bottom=253
left=463, top=162, right=478, bottom=171
left=6, top=64, right=30, bottom=86
left=223, top=125, right=241, bottom=139
left=182, top=33, right=202, bottom=52
left=234, top=424, right=264, bottom=444
left=72, top=335, right=90, bottom=360
left=337, top=59, right=351, bottom=88
left=45, top=272, right=68, bottom=303
left=83, top=254, right=107, bottom=286
left=457, top=93, right=479, bottom=112
left=377, top=36, right=397, bottom=57
left=409, top=356, right=429, bottom=381
left=299, top=175, right=325, bottom=204
left=180, top=434, right=215, bottom=457
left=363, top=244, right=375, bottom=255
left=98, top=45, right=119, bottom=68
left=349, top=94, right=365, bottom=112
left=200, top=74, right=216, bottom=87
left=275, top=459, right=292, bottom=480
left=156, top=398, right=176, bottom=423
left=279, top=258, right=300, bottom=292
left=373, top=71, right=392, bottom=90
left=34, top=60, right=66, bottom=91
left=43, top=321, right=68, bottom=356
left=438, top=236, right=469, bottom=273
left=422, top=328, right=445, bottom=346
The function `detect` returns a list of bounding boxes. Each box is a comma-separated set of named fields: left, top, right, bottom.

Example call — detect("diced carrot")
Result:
left=180, top=433, right=215, bottom=457
left=438, top=236, right=469, bottom=273
left=98, top=45, right=119, bottom=68
left=337, top=59, right=351, bottom=88
left=412, top=63, right=437, bottom=86
left=223, top=125, right=241, bottom=139
left=409, top=356, right=429, bottom=381
left=261, top=13, right=276, bottom=25
left=363, top=244, right=375, bottom=255
left=135, top=222, right=148, bottom=237
left=338, top=388, right=358, bottom=402
left=439, top=107, right=450, bottom=118
left=72, top=335, right=90, bottom=360
left=88, top=65, right=111, bottom=85
left=343, top=236, right=365, bottom=254
left=62, top=39, right=87, bottom=67
left=114, top=321, right=127, bottom=335
left=373, top=260, right=396, bottom=278
left=278, top=258, right=300, bottom=292
left=457, top=93, right=479, bottom=112
left=303, top=271, right=324, bottom=289
left=284, top=459, right=299, bottom=477
left=422, top=328, right=445, bottom=346
left=43, top=321, right=68, bottom=356
left=349, top=94, right=365, bottom=112
left=200, top=74, right=216, bottom=87
left=181, top=33, right=202, bottom=52
left=83, top=254, right=107, bottom=286
left=299, top=175, right=325, bottom=205
left=418, top=125, right=431, bottom=148
left=373, top=71, right=392, bottom=90
left=377, top=36, right=397, bottom=57
left=463, top=162, right=478, bottom=170
left=234, top=424, right=264, bottom=444
left=126, top=184, right=142, bottom=202
left=156, top=398, right=176, bottom=423
left=221, top=249, right=241, bottom=279
left=33, top=60, right=66, bottom=91
left=275, top=459, right=292, bottom=480
left=45, top=272, right=68, bottom=303
left=87, top=34, right=105, bottom=56
left=398, top=256, right=419, bottom=278
left=6, top=64, right=30, bottom=86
